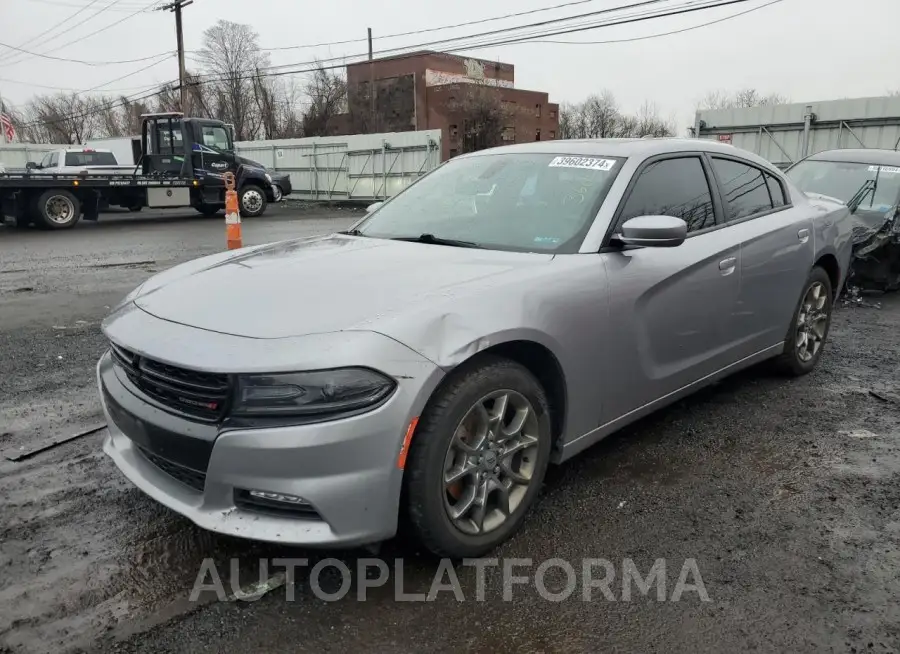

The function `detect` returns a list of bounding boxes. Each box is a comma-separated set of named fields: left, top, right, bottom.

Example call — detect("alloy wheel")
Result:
left=442, top=390, right=540, bottom=535
left=795, top=281, right=828, bottom=362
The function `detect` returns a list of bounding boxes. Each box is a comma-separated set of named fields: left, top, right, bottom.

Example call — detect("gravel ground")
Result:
left=1, top=206, right=899, bottom=654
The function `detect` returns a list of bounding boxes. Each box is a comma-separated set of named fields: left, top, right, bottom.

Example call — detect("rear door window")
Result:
left=711, top=157, right=775, bottom=221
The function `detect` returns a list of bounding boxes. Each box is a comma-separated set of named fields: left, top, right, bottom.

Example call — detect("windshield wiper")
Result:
left=847, top=179, right=876, bottom=214
left=388, top=233, right=483, bottom=249
left=339, top=228, right=366, bottom=236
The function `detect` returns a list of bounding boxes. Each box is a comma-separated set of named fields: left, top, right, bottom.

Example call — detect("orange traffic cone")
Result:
left=224, top=172, right=242, bottom=250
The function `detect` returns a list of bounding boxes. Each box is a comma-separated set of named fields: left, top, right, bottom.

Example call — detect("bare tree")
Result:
left=301, top=63, right=347, bottom=137
left=17, top=93, right=101, bottom=143
left=557, top=91, right=674, bottom=140
left=196, top=20, right=270, bottom=140
left=698, top=88, right=788, bottom=110
left=584, top=91, right=620, bottom=138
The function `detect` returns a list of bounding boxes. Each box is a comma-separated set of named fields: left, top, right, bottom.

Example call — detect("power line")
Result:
left=0, top=0, right=131, bottom=65
left=16, top=0, right=761, bottom=129
left=186, top=0, right=676, bottom=83
left=1, top=0, right=164, bottom=67
left=83, top=53, right=174, bottom=92
left=0, top=41, right=171, bottom=66
left=528, top=0, right=783, bottom=44
left=255, top=0, right=607, bottom=52
left=0, top=0, right=105, bottom=64
left=27, top=0, right=161, bottom=9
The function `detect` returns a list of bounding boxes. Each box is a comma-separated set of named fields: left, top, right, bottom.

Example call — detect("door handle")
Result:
left=719, top=257, right=737, bottom=275
left=798, top=228, right=810, bottom=243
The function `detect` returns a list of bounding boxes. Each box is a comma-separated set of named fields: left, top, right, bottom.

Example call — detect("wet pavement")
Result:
left=1, top=206, right=899, bottom=653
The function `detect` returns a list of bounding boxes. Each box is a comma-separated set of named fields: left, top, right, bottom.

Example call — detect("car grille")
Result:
left=138, top=446, right=206, bottom=492
left=110, top=342, right=231, bottom=422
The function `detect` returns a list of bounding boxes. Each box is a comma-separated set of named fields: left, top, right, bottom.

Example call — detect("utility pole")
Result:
left=158, top=0, right=193, bottom=113
left=368, top=27, right=375, bottom=132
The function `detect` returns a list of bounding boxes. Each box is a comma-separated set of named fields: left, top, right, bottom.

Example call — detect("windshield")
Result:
left=357, top=153, right=623, bottom=253
left=64, top=151, right=117, bottom=166
left=787, top=159, right=900, bottom=212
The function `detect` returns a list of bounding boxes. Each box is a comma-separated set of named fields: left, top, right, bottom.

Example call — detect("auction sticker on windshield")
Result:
left=549, top=156, right=616, bottom=171
left=868, top=165, right=900, bottom=174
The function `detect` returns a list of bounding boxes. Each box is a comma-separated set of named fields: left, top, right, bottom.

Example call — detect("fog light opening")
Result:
left=248, top=489, right=310, bottom=506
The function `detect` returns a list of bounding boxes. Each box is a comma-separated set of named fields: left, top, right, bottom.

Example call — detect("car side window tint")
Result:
left=618, top=157, right=715, bottom=233
left=766, top=173, right=786, bottom=207
left=711, top=157, right=774, bottom=221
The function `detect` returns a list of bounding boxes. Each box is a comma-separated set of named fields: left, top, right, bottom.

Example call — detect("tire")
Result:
left=773, top=266, right=834, bottom=376
left=272, top=184, right=283, bottom=203
left=196, top=204, right=222, bottom=217
left=239, top=184, right=267, bottom=218
left=35, top=189, right=81, bottom=230
left=404, top=356, right=553, bottom=558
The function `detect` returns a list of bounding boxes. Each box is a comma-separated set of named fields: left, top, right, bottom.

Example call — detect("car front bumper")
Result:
left=97, top=322, right=442, bottom=548
left=273, top=173, right=292, bottom=197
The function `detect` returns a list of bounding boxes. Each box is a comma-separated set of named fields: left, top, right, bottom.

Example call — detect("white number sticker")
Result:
left=868, top=165, right=900, bottom=174
left=548, top=156, right=615, bottom=171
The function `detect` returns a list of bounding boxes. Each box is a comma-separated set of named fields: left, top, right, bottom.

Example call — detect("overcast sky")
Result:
left=2, top=0, right=899, bottom=133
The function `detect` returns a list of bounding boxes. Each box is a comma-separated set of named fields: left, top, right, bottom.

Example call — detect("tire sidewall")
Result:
left=406, top=358, right=552, bottom=558
left=783, top=267, right=834, bottom=374
left=36, top=190, right=81, bottom=229
left=239, top=184, right=266, bottom=217
left=272, top=185, right=282, bottom=203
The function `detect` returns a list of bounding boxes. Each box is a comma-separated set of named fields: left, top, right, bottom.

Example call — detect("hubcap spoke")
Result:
left=443, top=389, right=541, bottom=536
left=794, top=281, right=829, bottom=363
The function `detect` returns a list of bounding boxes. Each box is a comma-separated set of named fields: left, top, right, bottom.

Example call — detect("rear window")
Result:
left=65, top=151, right=117, bottom=166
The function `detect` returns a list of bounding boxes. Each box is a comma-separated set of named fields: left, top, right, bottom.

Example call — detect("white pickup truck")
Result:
left=26, top=148, right=136, bottom=175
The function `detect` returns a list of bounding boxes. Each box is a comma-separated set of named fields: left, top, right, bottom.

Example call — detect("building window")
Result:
left=549, top=130, right=556, bottom=139
left=535, top=128, right=541, bottom=141
left=449, top=124, right=459, bottom=138
left=449, top=148, right=459, bottom=157
left=502, top=126, right=515, bottom=142
left=549, top=109, right=557, bottom=119
left=535, top=104, right=542, bottom=117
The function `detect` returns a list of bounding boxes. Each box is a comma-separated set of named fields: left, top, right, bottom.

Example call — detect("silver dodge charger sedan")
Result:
left=98, top=138, right=853, bottom=557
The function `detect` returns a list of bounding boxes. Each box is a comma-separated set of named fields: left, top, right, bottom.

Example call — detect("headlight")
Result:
left=265, top=173, right=272, bottom=184
left=232, top=368, right=395, bottom=418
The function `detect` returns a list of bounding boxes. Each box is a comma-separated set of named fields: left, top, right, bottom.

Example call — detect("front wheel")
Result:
left=774, top=266, right=834, bottom=376
left=239, top=184, right=267, bottom=218
left=272, top=184, right=283, bottom=203
left=404, top=356, right=552, bottom=558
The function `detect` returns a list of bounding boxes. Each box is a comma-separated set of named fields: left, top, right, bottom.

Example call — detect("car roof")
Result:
left=63, top=148, right=112, bottom=153
left=804, top=148, right=900, bottom=166
left=461, top=138, right=777, bottom=170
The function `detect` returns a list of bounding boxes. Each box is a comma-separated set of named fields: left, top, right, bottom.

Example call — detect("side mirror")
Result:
left=616, top=215, right=687, bottom=248
left=367, top=202, right=383, bottom=213
left=25, top=161, right=37, bottom=170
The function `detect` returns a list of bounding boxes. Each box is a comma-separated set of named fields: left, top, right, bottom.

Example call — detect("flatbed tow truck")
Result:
left=0, top=112, right=275, bottom=230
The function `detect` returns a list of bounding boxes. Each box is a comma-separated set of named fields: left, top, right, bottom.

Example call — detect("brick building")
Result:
left=336, top=50, right=559, bottom=160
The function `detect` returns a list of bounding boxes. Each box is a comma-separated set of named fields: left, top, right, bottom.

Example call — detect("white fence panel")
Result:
left=235, top=130, right=442, bottom=201
left=0, top=143, right=69, bottom=168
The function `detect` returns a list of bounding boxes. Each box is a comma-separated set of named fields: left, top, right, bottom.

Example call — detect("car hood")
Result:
left=133, top=235, right=552, bottom=339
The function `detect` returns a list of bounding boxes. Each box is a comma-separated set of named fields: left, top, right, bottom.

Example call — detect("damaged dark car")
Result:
left=786, top=149, right=900, bottom=291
